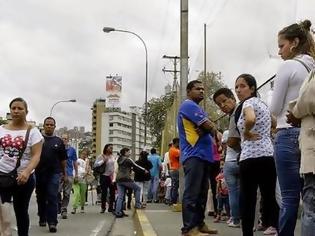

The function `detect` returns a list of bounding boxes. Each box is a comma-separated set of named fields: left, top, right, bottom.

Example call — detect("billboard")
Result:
left=106, top=75, right=122, bottom=107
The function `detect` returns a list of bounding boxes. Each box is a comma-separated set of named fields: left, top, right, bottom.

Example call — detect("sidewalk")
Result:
left=135, top=203, right=302, bottom=236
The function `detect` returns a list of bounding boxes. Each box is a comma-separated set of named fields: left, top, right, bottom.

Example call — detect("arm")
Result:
left=128, top=158, right=146, bottom=173
left=93, top=155, right=106, bottom=167
left=227, top=137, right=241, bottom=151
left=243, top=106, right=260, bottom=141
left=270, top=62, right=291, bottom=116
left=17, top=141, right=43, bottom=184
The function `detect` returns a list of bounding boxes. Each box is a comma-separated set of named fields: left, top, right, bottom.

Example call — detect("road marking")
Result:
left=142, top=210, right=169, bottom=213
left=90, top=220, right=106, bottom=236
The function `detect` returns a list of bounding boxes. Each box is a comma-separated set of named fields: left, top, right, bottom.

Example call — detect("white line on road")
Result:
left=90, top=220, right=106, bottom=236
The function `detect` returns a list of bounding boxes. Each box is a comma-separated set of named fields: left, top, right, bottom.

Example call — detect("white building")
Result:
left=99, top=107, right=153, bottom=159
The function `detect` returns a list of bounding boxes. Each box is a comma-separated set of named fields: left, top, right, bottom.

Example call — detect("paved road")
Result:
left=144, top=203, right=302, bottom=236
left=9, top=190, right=118, bottom=236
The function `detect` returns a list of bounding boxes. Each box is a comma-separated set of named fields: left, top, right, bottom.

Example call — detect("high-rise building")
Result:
left=91, top=99, right=153, bottom=159
left=91, top=99, right=106, bottom=157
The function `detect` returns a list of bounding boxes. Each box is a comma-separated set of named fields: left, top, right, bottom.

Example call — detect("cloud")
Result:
left=0, top=0, right=314, bottom=130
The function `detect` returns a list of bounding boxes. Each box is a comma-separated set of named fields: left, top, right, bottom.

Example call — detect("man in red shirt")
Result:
left=169, top=138, right=180, bottom=204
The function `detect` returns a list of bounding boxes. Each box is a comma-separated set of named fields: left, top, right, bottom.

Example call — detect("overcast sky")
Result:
left=1, top=0, right=314, bottom=131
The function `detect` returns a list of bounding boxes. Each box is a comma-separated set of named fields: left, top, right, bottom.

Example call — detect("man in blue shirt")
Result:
left=178, top=80, right=218, bottom=236
left=58, top=133, right=78, bottom=219
left=147, top=148, right=162, bottom=203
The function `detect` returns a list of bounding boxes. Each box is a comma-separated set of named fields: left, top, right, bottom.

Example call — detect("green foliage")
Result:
left=144, top=92, right=175, bottom=147
left=197, top=71, right=229, bottom=131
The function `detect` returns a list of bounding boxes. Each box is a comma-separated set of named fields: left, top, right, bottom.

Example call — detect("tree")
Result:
left=197, top=71, right=229, bottom=131
left=144, top=92, right=175, bottom=147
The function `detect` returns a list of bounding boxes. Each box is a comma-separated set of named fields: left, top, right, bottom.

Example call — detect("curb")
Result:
left=133, top=208, right=158, bottom=236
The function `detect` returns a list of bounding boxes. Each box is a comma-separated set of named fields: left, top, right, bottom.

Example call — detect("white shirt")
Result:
left=0, top=126, right=43, bottom=173
left=237, top=97, right=273, bottom=161
left=270, top=54, right=315, bottom=128
left=225, top=109, right=241, bottom=162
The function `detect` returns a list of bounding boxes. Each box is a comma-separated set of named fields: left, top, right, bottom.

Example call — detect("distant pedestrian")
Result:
left=270, top=19, right=315, bottom=236
left=35, top=117, right=67, bottom=233
left=115, top=148, right=148, bottom=218
left=147, top=148, right=162, bottom=203
left=178, top=80, right=218, bottom=236
left=58, top=133, right=78, bottom=219
left=168, top=137, right=180, bottom=205
left=0, top=97, right=43, bottom=236
left=94, top=144, right=116, bottom=213
left=134, top=150, right=152, bottom=207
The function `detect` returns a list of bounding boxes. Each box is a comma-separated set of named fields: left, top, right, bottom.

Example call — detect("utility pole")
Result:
left=177, top=0, right=188, bottom=207
left=162, top=55, right=180, bottom=91
left=162, top=55, right=180, bottom=137
left=203, top=23, right=207, bottom=110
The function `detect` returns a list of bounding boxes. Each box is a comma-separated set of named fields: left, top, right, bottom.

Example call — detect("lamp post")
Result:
left=49, top=99, right=76, bottom=116
left=103, top=27, right=149, bottom=147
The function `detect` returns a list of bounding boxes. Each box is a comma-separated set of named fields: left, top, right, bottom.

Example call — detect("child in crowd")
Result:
left=214, top=166, right=230, bottom=223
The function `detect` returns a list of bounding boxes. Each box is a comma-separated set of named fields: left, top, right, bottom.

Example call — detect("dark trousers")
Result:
left=239, top=157, right=279, bottom=236
left=35, top=173, right=60, bottom=225
left=181, top=158, right=211, bottom=233
left=0, top=173, right=35, bottom=236
left=170, top=169, right=179, bottom=204
left=209, top=161, right=220, bottom=214
left=100, top=175, right=115, bottom=211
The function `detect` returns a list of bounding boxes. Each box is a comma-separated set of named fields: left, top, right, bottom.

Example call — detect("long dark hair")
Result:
left=103, top=143, right=113, bottom=155
left=234, top=74, right=258, bottom=129
left=139, top=151, right=148, bottom=161
left=119, top=147, right=130, bottom=157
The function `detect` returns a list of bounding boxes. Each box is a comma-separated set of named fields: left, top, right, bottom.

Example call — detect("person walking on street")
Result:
left=147, top=148, right=162, bottom=203
left=134, top=150, right=152, bottom=207
left=115, top=148, right=148, bottom=218
left=35, top=117, right=67, bottom=233
left=178, top=80, right=218, bottom=236
left=0, top=97, right=43, bottom=236
left=59, top=133, right=78, bottom=219
left=270, top=19, right=315, bottom=236
left=213, top=88, right=241, bottom=227
left=94, top=144, right=116, bottom=213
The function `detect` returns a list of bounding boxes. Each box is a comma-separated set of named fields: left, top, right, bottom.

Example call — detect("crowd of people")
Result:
left=178, top=19, right=315, bottom=236
left=0, top=19, right=315, bottom=236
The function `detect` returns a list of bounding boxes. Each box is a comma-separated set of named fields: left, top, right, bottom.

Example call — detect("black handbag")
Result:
left=93, top=162, right=106, bottom=176
left=0, top=126, right=31, bottom=188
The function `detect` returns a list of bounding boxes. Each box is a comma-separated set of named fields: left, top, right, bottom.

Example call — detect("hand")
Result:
left=286, top=111, right=301, bottom=127
left=144, top=170, right=149, bottom=174
left=243, top=130, right=261, bottom=141
left=195, top=127, right=205, bottom=136
left=16, top=170, right=31, bottom=185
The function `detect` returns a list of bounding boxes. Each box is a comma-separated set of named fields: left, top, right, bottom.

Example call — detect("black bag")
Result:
left=93, top=162, right=106, bottom=176
left=0, top=126, right=31, bottom=188
left=0, top=170, right=18, bottom=188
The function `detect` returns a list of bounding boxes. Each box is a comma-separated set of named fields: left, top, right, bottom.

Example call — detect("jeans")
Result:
left=58, top=176, right=73, bottom=213
left=35, top=173, right=60, bottom=225
left=301, top=174, right=315, bottom=236
left=115, top=181, right=141, bottom=215
left=147, top=175, right=159, bottom=201
left=0, top=173, right=35, bottom=236
left=135, top=181, right=150, bottom=203
left=181, top=157, right=210, bottom=233
left=223, top=161, right=240, bottom=224
left=170, top=169, right=179, bottom=204
left=239, top=157, right=279, bottom=236
left=217, top=195, right=230, bottom=214
left=274, top=128, right=301, bottom=236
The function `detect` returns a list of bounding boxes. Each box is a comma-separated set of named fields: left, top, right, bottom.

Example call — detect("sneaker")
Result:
left=226, top=218, right=233, bottom=224
left=48, top=224, right=57, bottom=233
left=71, top=208, right=76, bottom=214
left=80, top=207, right=85, bottom=213
left=198, top=224, right=218, bottom=234
left=100, top=208, right=105, bottom=213
left=228, top=222, right=240, bottom=228
left=61, top=211, right=67, bottom=219
left=263, top=226, right=277, bottom=235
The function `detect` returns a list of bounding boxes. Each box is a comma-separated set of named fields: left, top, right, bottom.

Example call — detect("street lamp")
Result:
left=103, top=27, right=149, bottom=147
left=50, top=99, right=77, bottom=116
